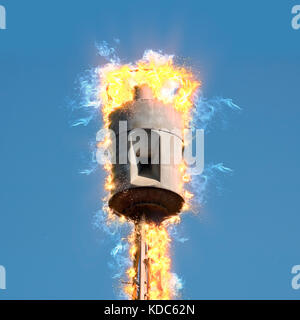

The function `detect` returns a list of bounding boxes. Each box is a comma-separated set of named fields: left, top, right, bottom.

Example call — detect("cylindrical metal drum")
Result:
left=108, top=85, right=185, bottom=223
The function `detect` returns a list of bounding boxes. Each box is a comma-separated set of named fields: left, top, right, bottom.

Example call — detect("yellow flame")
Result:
left=124, top=222, right=173, bottom=300
left=99, top=50, right=200, bottom=128
left=145, top=223, right=172, bottom=300
left=97, top=51, right=200, bottom=299
left=99, top=51, right=199, bottom=205
left=124, top=229, right=138, bottom=299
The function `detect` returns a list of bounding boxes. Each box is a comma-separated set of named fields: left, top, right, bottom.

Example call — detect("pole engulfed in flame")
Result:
left=98, top=50, right=200, bottom=299
left=144, top=223, right=172, bottom=300
left=124, top=222, right=173, bottom=300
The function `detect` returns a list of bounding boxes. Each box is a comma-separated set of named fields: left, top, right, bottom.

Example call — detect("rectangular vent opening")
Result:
left=137, top=156, right=160, bottom=182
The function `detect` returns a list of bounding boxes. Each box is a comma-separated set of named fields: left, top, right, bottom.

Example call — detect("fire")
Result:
left=99, top=50, right=200, bottom=128
left=145, top=223, right=172, bottom=300
left=99, top=51, right=199, bottom=203
left=97, top=50, right=199, bottom=299
left=124, top=230, right=138, bottom=299
left=124, top=222, right=173, bottom=300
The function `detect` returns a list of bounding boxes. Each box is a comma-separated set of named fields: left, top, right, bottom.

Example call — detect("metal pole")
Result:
left=139, top=221, right=149, bottom=300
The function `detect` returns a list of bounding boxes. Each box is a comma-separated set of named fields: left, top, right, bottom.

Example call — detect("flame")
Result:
left=124, top=228, right=139, bottom=299
left=99, top=51, right=199, bottom=205
left=97, top=50, right=199, bottom=299
left=145, top=223, right=172, bottom=300
left=99, top=50, right=200, bottom=128
left=124, top=222, right=173, bottom=300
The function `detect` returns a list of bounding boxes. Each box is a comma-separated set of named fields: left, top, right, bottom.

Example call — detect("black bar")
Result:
left=0, top=300, right=299, bottom=317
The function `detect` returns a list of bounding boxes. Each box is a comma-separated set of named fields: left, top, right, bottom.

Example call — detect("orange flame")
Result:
left=99, top=50, right=200, bottom=128
left=145, top=223, right=172, bottom=300
left=124, top=222, right=174, bottom=300
left=98, top=51, right=199, bottom=299
left=99, top=51, right=199, bottom=206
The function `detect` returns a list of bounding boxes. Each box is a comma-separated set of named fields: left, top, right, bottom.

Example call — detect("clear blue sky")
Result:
left=0, top=0, right=299, bottom=299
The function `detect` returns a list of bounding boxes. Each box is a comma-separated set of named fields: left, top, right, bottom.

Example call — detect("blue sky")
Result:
left=0, top=0, right=300, bottom=299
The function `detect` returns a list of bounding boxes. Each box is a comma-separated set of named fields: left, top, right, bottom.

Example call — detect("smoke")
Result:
left=185, top=92, right=241, bottom=213
left=188, top=163, right=233, bottom=214
left=168, top=223, right=189, bottom=243
left=93, top=207, right=133, bottom=298
left=192, top=95, right=241, bottom=131
left=170, top=273, right=184, bottom=297
left=69, top=67, right=101, bottom=128
left=95, top=40, right=121, bottom=64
